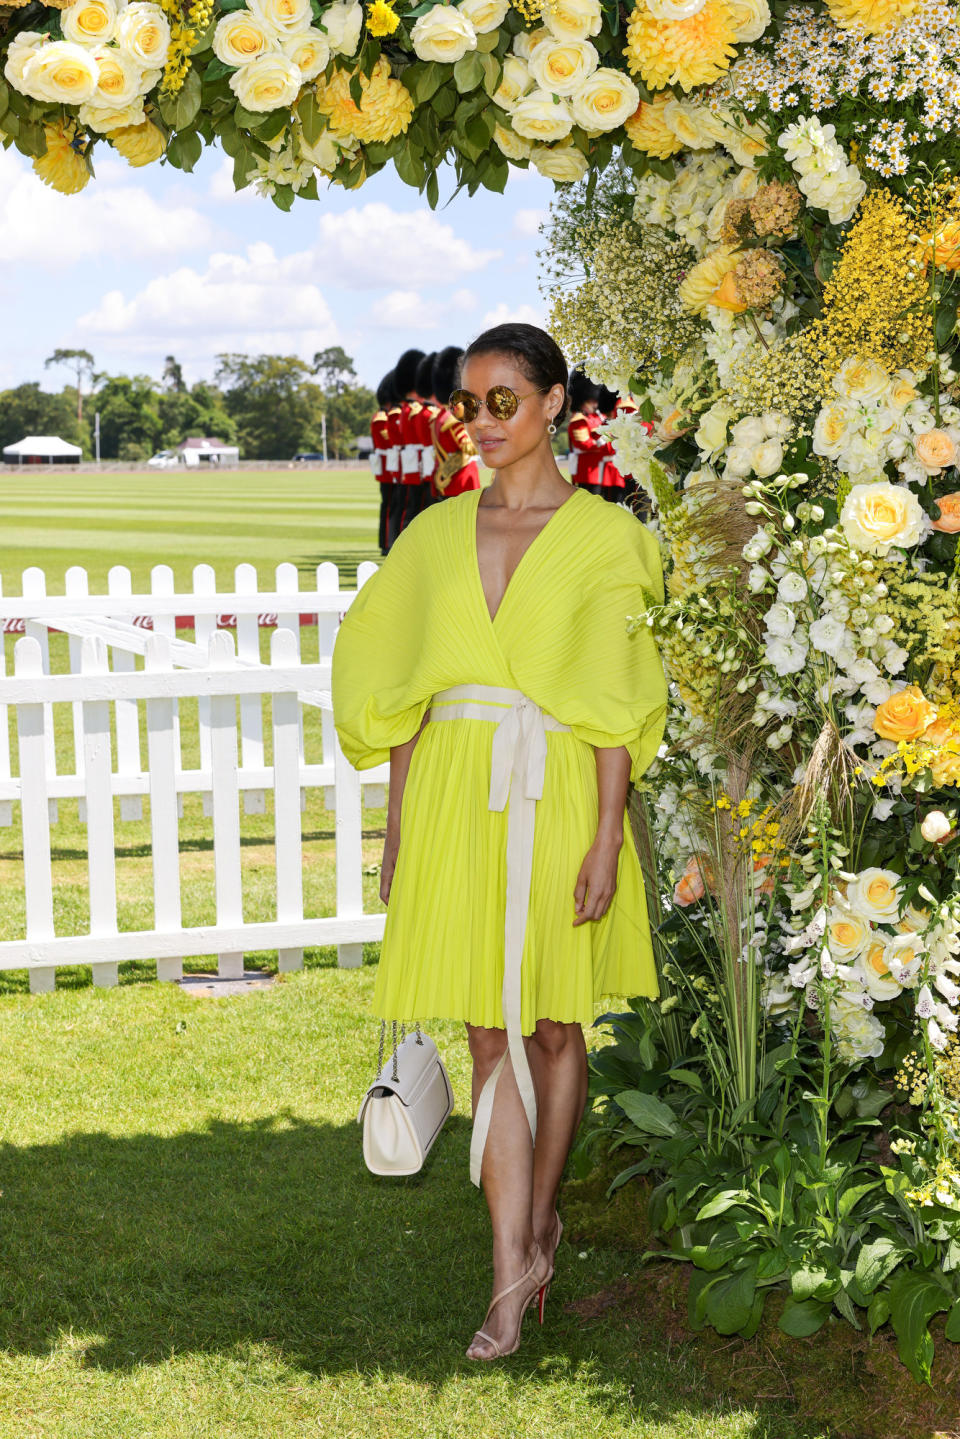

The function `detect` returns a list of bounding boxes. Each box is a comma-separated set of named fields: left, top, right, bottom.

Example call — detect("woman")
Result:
left=332, top=324, right=667, bottom=1362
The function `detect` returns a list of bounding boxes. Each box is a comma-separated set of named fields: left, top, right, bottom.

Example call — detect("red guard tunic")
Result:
left=414, top=400, right=439, bottom=501
left=431, top=406, right=480, bottom=497
left=370, top=406, right=392, bottom=552
left=568, top=410, right=614, bottom=491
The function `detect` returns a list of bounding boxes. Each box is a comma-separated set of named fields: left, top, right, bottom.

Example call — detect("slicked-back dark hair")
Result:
left=415, top=351, right=437, bottom=400
left=395, top=348, right=426, bottom=397
left=463, top=322, right=569, bottom=424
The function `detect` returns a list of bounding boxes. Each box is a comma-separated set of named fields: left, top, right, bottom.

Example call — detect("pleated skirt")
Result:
left=372, top=713, right=659, bottom=1034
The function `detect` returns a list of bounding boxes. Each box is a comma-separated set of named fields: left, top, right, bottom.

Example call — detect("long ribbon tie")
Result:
left=427, top=685, right=569, bottom=1187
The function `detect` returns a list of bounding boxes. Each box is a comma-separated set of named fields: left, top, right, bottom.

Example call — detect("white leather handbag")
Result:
left=357, top=1022, right=454, bottom=1177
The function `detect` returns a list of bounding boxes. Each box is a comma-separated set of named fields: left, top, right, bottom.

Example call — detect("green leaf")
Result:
left=158, top=67, right=202, bottom=130
left=403, top=60, right=445, bottom=105
left=944, top=1297, right=960, bottom=1342
left=478, top=50, right=501, bottom=95
left=297, top=90, right=325, bottom=146
left=838, top=1180, right=881, bottom=1219
left=668, top=1068, right=703, bottom=1092
left=0, top=78, right=9, bottom=122
left=791, top=1265, right=831, bottom=1301
left=702, top=1262, right=759, bottom=1336
left=395, top=144, right=424, bottom=188
left=936, top=298, right=958, bottom=351
left=614, top=1089, right=678, bottom=1138
left=695, top=1189, right=751, bottom=1221
left=425, top=169, right=439, bottom=209
left=887, top=1270, right=951, bottom=1385
left=432, top=85, right=457, bottom=119
left=453, top=50, right=484, bottom=93
left=779, top=1297, right=831, bottom=1337
left=867, top=1292, right=891, bottom=1335
left=475, top=27, right=499, bottom=51
left=202, top=56, right=234, bottom=82
left=855, top=1237, right=909, bottom=1295
left=15, top=118, right=46, bottom=158
left=270, top=183, right=295, bottom=211
left=167, top=129, right=203, bottom=172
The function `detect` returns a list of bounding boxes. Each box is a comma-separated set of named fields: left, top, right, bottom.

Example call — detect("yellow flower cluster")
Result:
left=366, top=0, right=400, bottom=37
left=160, top=0, right=213, bottom=93
left=316, top=58, right=414, bottom=143
left=805, top=188, right=932, bottom=391
left=728, top=333, right=824, bottom=423
left=824, top=0, right=918, bottom=33
left=624, top=0, right=738, bottom=93
left=896, top=1048, right=929, bottom=1105
left=881, top=569, right=959, bottom=702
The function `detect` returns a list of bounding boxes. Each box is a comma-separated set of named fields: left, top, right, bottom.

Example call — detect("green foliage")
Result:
left=0, top=382, right=86, bottom=455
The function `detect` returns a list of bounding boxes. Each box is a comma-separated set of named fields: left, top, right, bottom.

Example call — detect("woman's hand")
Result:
left=573, top=825, right=622, bottom=926
left=380, top=828, right=400, bottom=906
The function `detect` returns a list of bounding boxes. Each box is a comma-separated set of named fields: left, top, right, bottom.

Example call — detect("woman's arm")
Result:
left=573, top=744, right=630, bottom=926
left=380, top=714, right=429, bottom=904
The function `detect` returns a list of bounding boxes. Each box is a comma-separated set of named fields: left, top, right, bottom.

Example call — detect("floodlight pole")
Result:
left=94, top=411, right=100, bottom=466
left=321, top=413, right=327, bottom=464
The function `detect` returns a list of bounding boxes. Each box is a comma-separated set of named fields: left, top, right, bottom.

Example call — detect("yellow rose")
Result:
left=410, top=5, right=477, bottom=62
left=826, top=904, right=871, bottom=960
left=855, top=936, right=903, bottom=999
left=493, top=56, right=532, bottom=109
left=213, top=12, right=275, bottom=65
left=62, top=0, right=118, bottom=45
left=914, top=428, right=959, bottom=474
left=926, top=718, right=960, bottom=787
left=108, top=116, right=167, bottom=165
left=831, top=354, right=890, bottom=402
left=511, top=87, right=574, bottom=141
left=569, top=66, right=639, bottom=131
left=80, top=95, right=146, bottom=129
left=528, top=36, right=598, bottom=95
left=679, top=244, right=741, bottom=313
left=281, top=26, right=330, bottom=78
left=493, top=121, right=533, bottom=160
left=812, top=401, right=852, bottom=459
left=22, top=40, right=99, bottom=103
left=840, top=480, right=927, bottom=555
left=624, top=94, right=684, bottom=157
left=91, top=45, right=143, bottom=104
left=886, top=369, right=919, bottom=411
left=457, top=0, right=509, bottom=32
left=115, top=2, right=171, bottom=67
left=727, top=0, right=770, bottom=40
left=662, top=96, right=714, bottom=148
left=229, top=51, right=302, bottom=110
left=923, top=219, right=960, bottom=271
left=530, top=138, right=589, bottom=180
left=33, top=122, right=91, bottom=193
left=846, top=867, right=903, bottom=923
left=541, top=0, right=602, bottom=41
left=250, top=0, right=312, bottom=31
left=873, top=684, right=937, bottom=742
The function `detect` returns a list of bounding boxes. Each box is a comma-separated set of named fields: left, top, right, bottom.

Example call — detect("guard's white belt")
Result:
left=401, top=443, right=422, bottom=475
left=428, top=683, right=570, bottom=1187
left=384, top=446, right=400, bottom=472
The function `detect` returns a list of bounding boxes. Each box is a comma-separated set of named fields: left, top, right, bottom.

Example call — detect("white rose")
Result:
left=728, top=0, right=770, bottom=41
left=826, top=904, right=872, bottom=961
left=569, top=67, right=639, bottom=131
left=812, top=401, right=854, bottom=460
left=695, top=400, right=734, bottom=457
left=493, top=122, right=533, bottom=160
left=282, top=27, right=330, bottom=79
left=62, top=0, right=119, bottom=46
left=229, top=51, right=302, bottom=110
left=531, top=139, right=589, bottom=181
left=214, top=11, right=275, bottom=66
left=4, top=32, right=45, bottom=91
left=662, top=99, right=715, bottom=149
left=511, top=88, right=573, bottom=142
left=528, top=37, right=598, bottom=96
left=832, top=356, right=890, bottom=403
left=411, top=5, right=477, bottom=62
left=457, top=0, right=510, bottom=32
left=512, top=25, right=549, bottom=59
left=646, top=0, right=706, bottom=15
left=79, top=96, right=146, bottom=129
left=846, top=867, right=902, bottom=923
left=91, top=46, right=144, bottom=105
left=921, top=811, right=953, bottom=843
left=21, top=40, right=99, bottom=103
left=541, top=0, right=602, bottom=41
left=763, top=602, right=796, bottom=638
left=840, top=481, right=928, bottom=556
left=249, top=0, right=312, bottom=31
left=319, top=0, right=362, bottom=54
left=115, top=2, right=171, bottom=67
left=493, top=56, right=532, bottom=109
left=730, top=415, right=766, bottom=449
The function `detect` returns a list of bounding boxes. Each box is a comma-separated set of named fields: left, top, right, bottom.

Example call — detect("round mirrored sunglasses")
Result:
left=449, top=385, right=550, bottom=423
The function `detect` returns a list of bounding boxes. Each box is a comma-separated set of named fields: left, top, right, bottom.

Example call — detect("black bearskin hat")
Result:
left=597, top=385, right=619, bottom=417
left=376, top=371, right=398, bottom=409
left=432, top=346, right=463, bottom=405
left=568, top=368, right=601, bottom=413
left=415, top=351, right=437, bottom=400
left=395, top=348, right=426, bottom=397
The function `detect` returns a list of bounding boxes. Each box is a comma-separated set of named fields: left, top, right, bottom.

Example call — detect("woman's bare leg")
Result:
left=464, top=1023, right=547, bottom=1358
left=526, top=1019, right=588, bottom=1267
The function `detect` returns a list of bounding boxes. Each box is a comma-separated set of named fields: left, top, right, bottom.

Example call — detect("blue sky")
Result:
left=0, top=141, right=554, bottom=395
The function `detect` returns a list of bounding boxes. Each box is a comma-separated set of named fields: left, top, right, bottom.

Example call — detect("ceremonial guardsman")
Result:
left=414, top=352, right=440, bottom=510
left=567, top=370, right=614, bottom=495
left=371, top=372, right=396, bottom=554
left=596, top=386, right=628, bottom=506
left=394, top=347, right=427, bottom=537
left=429, top=345, right=480, bottom=498
left=384, top=376, right=405, bottom=552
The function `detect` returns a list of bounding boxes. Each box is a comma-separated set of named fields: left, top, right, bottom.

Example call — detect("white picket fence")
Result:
left=0, top=562, right=389, bottom=993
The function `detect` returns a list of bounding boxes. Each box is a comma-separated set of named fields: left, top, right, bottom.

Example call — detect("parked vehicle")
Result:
left=147, top=450, right=178, bottom=469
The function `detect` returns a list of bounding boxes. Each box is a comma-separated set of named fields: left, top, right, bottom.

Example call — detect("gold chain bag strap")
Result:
left=357, top=1021, right=454, bottom=1176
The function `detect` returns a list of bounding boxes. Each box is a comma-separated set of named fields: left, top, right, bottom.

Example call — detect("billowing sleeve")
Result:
left=556, top=516, right=667, bottom=784
left=331, top=525, right=433, bottom=770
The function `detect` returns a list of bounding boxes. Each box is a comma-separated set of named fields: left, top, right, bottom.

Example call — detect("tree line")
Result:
left=0, top=348, right=376, bottom=462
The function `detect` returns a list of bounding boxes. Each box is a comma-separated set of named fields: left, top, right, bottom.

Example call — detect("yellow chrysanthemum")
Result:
left=678, top=244, right=741, bottom=313
left=823, top=0, right=917, bottom=33
left=316, top=57, right=414, bottom=144
left=32, top=122, right=90, bottom=194
left=366, top=0, right=400, bottom=36
left=624, top=0, right=738, bottom=93
left=623, top=93, right=684, bottom=159
left=107, top=118, right=167, bottom=167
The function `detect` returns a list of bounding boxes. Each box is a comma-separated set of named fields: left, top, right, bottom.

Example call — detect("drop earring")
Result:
left=547, top=421, right=557, bottom=435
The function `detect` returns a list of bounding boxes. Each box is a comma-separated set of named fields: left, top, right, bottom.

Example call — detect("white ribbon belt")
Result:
left=428, top=683, right=570, bottom=1187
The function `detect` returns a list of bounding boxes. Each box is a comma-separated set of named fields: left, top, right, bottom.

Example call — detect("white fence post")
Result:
left=193, top=563, right=217, bottom=816
left=334, top=722, right=364, bottom=970
left=272, top=627, right=304, bottom=973
left=16, top=637, right=56, bottom=993
left=235, top=562, right=266, bottom=815
left=0, top=576, right=11, bottom=828
left=208, top=629, right=244, bottom=978
left=81, top=635, right=119, bottom=988
left=65, top=566, right=89, bottom=819
left=107, top=565, right=143, bottom=822
left=150, top=564, right=184, bottom=820
left=22, top=567, right=57, bottom=825
left=276, top=562, right=306, bottom=813
left=145, top=633, right=183, bottom=982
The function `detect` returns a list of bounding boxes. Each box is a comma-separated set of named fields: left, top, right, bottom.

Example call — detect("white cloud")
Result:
left=372, top=289, right=442, bottom=331
left=0, top=149, right=218, bottom=265
left=77, top=242, right=339, bottom=360
left=513, top=208, right=547, bottom=237
left=480, top=301, right=546, bottom=330
left=311, top=203, right=500, bottom=289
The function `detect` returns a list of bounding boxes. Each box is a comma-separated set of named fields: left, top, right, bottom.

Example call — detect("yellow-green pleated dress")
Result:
left=331, top=485, right=668, bottom=1034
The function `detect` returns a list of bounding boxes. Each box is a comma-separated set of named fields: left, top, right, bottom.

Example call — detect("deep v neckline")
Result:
left=472, top=485, right=582, bottom=626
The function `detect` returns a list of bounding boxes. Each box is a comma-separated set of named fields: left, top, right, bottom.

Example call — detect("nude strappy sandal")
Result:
left=466, top=1244, right=548, bottom=1360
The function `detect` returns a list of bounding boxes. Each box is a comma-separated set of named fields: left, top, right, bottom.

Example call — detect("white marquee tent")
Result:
left=2, top=436, right=82, bottom=465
